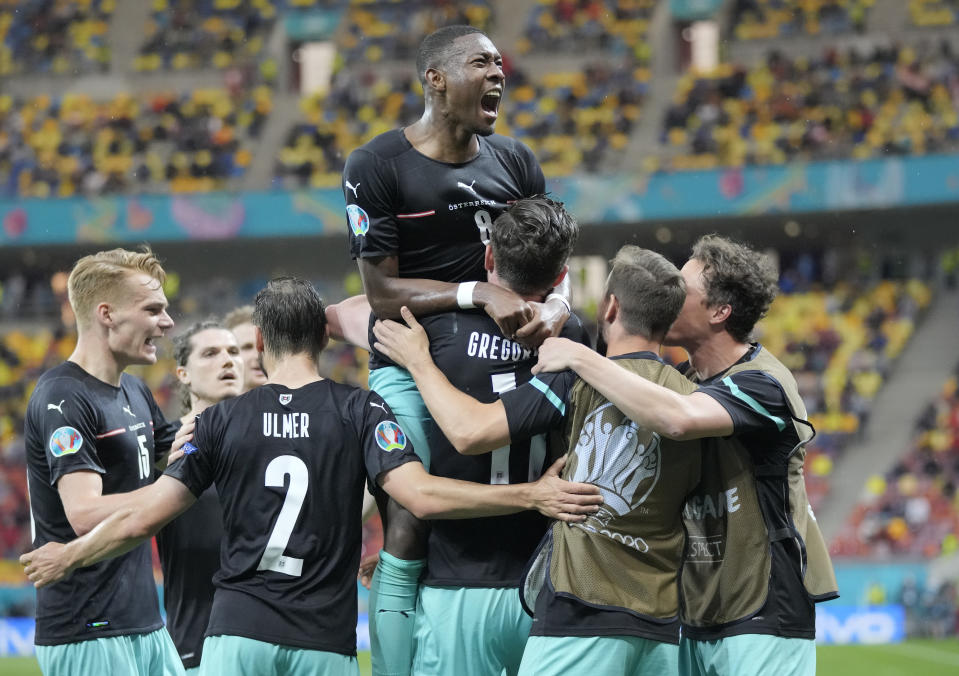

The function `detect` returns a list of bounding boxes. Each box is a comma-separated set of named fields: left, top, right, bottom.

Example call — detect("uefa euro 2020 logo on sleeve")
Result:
left=569, top=403, right=661, bottom=551
left=49, top=426, right=84, bottom=457
left=375, top=421, right=407, bottom=452
left=346, top=204, right=370, bottom=236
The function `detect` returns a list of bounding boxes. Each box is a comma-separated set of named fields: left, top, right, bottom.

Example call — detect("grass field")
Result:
left=3, top=640, right=958, bottom=674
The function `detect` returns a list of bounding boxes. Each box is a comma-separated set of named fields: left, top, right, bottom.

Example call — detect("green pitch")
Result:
left=3, top=640, right=958, bottom=675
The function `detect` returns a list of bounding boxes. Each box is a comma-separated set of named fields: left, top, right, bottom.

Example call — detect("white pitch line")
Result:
left=870, top=642, right=959, bottom=668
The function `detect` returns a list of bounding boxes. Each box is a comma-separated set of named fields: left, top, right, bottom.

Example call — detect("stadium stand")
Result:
left=831, top=364, right=959, bottom=560
left=909, top=0, right=959, bottom=27
left=0, top=86, right=270, bottom=198
left=660, top=42, right=959, bottom=171
left=730, top=0, right=874, bottom=40
left=0, top=0, right=113, bottom=76
left=519, top=0, right=655, bottom=62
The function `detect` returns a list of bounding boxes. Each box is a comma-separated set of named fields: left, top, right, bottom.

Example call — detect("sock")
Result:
left=368, top=550, right=426, bottom=676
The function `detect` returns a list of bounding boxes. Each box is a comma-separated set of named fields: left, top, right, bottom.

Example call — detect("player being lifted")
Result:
left=373, top=246, right=702, bottom=675
left=23, top=248, right=182, bottom=676
left=341, top=24, right=571, bottom=675
left=156, top=321, right=243, bottom=673
left=21, top=277, right=601, bottom=676
left=531, top=235, right=839, bottom=676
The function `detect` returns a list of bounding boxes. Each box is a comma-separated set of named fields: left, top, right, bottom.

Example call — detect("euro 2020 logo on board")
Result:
left=375, top=421, right=407, bottom=452
left=346, top=204, right=370, bottom=236
left=49, top=426, right=83, bottom=457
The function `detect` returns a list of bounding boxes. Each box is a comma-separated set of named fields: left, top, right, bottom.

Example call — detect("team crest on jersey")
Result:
left=279, top=393, right=293, bottom=405
left=49, top=426, right=83, bottom=457
left=346, top=204, right=370, bottom=236
left=374, top=421, right=407, bottom=452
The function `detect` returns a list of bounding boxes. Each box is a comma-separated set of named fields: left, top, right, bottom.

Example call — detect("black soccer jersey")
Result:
left=343, top=129, right=545, bottom=370
left=156, top=419, right=222, bottom=670
left=419, top=310, right=590, bottom=588
left=24, top=361, right=176, bottom=645
left=163, top=380, right=420, bottom=655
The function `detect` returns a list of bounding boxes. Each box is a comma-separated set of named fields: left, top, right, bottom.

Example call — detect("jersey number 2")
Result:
left=257, top=455, right=308, bottom=577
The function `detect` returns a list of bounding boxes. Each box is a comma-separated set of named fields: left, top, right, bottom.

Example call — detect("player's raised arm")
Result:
left=379, top=455, right=601, bottom=522
left=21, top=476, right=196, bottom=588
left=373, top=307, right=510, bottom=454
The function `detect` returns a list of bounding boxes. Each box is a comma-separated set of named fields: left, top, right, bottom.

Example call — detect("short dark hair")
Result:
left=490, top=195, right=578, bottom=297
left=252, top=277, right=327, bottom=360
left=173, top=319, right=226, bottom=412
left=691, top=234, right=778, bottom=343
left=416, top=25, right=484, bottom=85
left=605, top=246, right=686, bottom=340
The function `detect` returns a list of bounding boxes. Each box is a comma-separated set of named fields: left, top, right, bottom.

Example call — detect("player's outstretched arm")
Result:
left=379, top=455, right=601, bottom=522
left=533, top=337, right=734, bottom=440
left=326, top=294, right=373, bottom=351
left=20, top=476, right=196, bottom=588
left=360, top=256, right=534, bottom=338
left=373, top=306, right=510, bottom=454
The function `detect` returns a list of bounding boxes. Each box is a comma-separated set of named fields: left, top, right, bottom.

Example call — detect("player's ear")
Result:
left=175, top=365, right=189, bottom=385
left=484, top=244, right=495, bottom=273
left=550, top=265, right=568, bottom=289
left=710, top=303, right=732, bottom=326
left=425, top=67, right=445, bottom=93
left=254, top=326, right=265, bottom=353
left=95, top=302, right=113, bottom=327
left=319, top=323, right=330, bottom=353
left=603, top=293, right=619, bottom=324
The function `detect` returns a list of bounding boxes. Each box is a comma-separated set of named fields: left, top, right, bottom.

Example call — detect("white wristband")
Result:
left=545, top=292, right=571, bottom=314
left=457, top=281, right=478, bottom=309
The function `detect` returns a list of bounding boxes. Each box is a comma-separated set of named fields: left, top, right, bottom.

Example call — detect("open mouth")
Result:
left=219, top=372, right=237, bottom=382
left=480, top=90, right=501, bottom=119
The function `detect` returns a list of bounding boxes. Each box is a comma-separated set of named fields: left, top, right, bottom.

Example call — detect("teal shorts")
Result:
left=679, top=634, right=815, bottom=676
left=518, top=634, right=678, bottom=676
left=369, top=366, right=433, bottom=469
left=35, top=627, right=183, bottom=676
left=412, top=586, right=531, bottom=676
left=199, top=635, right=358, bottom=676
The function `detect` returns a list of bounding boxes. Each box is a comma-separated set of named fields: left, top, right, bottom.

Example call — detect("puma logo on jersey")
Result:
left=370, top=401, right=389, bottom=415
left=457, top=180, right=478, bottom=196
left=345, top=180, right=360, bottom=198
left=47, top=400, right=65, bottom=414
left=123, top=405, right=137, bottom=418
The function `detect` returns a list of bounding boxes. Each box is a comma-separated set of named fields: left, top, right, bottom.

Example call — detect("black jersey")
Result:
left=163, top=380, right=420, bottom=655
left=343, top=129, right=545, bottom=370
left=24, top=361, right=176, bottom=645
left=156, top=419, right=222, bottom=670
left=419, top=310, right=590, bottom=588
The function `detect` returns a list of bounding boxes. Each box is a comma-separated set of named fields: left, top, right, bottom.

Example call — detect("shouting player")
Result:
left=342, top=25, right=571, bottom=674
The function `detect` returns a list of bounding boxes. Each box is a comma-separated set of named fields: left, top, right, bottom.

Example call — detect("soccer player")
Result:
left=224, top=305, right=268, bottom=392
left=342, top=25, right=571, bottom=674
left=21, top=277, right=601, bottom=676
left=531, top=235, right=839, bottom=676
left=23, top=247, right=182, bottom=675
left=373, top=246, right=702, bottom=675
left=156, top=321, right=243, bottom=673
